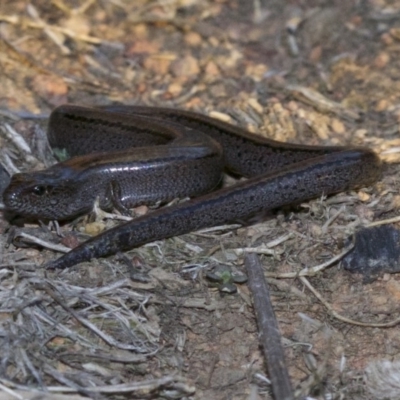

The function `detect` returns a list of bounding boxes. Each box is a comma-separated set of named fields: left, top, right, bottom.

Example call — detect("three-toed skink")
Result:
left=3, top=105, right=382, bottom=269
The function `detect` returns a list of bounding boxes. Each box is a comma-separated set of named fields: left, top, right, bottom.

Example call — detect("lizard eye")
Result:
left=32, top=185, right=46, bottom=196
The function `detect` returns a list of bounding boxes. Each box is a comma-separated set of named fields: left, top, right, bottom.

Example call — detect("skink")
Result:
left=3, top=105, right=382, bottom=269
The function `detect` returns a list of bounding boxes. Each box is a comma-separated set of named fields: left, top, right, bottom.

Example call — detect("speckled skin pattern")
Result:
left=3, top=105, right=382, bottom=269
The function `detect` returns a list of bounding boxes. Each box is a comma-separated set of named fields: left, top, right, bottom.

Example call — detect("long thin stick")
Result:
left=245, top=253, right=294, bottom=400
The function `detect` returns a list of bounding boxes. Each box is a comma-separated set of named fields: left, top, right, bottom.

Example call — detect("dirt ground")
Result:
left=2, top=0, right=400, bottom=399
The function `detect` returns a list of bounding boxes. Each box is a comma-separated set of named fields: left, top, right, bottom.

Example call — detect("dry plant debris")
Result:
left=1, top=1, right=400, bottom=399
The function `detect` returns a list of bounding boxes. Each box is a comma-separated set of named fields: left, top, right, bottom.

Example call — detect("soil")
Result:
left=1, top=1, right=400, bottom=399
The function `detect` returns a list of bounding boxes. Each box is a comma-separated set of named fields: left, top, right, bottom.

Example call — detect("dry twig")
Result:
left=245, top=253, right=294, bottom=400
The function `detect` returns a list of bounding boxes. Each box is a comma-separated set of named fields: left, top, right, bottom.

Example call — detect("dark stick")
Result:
left=245, top=253, right=294, bottom=400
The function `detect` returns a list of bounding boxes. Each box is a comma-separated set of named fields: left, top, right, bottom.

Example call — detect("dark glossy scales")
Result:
left=3, top=105, right=382, bottom=269
left=4, top=106, right=224, bottom=220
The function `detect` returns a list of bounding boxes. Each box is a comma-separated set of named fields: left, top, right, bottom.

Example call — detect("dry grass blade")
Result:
left=0, top=12, right=103, bottom=46
left=14, top=232, right=70, bottom=253
left=300, top=276, right=400, bottom=328
left=0, top=1, right=398, bottom=398
left=0, top=271, right=163, bottom=393
left=0, top=375, right=195, bottom=397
